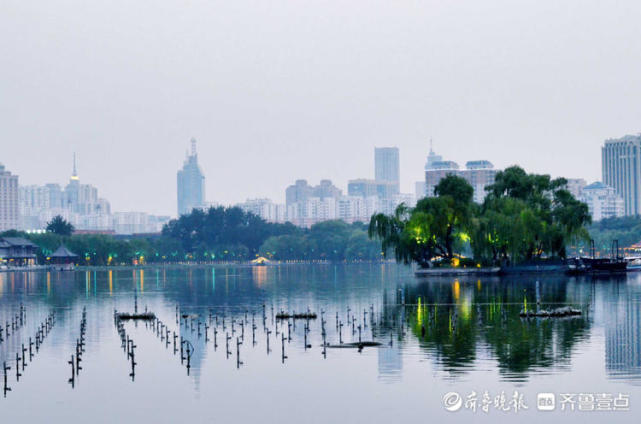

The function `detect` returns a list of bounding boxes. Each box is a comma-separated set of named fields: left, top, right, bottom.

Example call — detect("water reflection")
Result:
left=0, top=265, right=640, bottom=421
left=403, top=277, right=593, bottom=381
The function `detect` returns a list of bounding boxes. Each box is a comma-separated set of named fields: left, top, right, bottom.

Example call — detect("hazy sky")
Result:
left=2, top=0, right=641, bottom=216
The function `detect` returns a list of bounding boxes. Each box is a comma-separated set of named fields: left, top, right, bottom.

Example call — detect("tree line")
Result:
left=1, top=206, right=383, bottom=265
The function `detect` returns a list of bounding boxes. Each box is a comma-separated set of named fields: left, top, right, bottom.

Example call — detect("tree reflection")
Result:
left=401, top=276, right=592, bottom=380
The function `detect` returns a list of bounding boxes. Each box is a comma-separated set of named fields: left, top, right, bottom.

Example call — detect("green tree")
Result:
left=472, top=166, right=591, bottom=264
left=369, top=175, right=475, bottom=267
left=46, top=215, right=74, bottom=236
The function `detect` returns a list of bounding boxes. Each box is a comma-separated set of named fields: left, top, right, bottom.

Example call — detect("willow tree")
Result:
left=472, top=166, right=591, bottom=264
left=369, top=175, right=474, bottom=268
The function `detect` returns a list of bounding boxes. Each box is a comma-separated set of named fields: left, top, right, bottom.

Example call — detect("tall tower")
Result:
left=602, top=134, right=641, bottom=216
left=374, top=147, right=400, bottom=196
left=0, top=163, right=19, bottom=231
left=65, top=153, right=81, bottom=212
left=177, top=138, right=206, bottom=216
left=425, top=138, right=443, bottom=171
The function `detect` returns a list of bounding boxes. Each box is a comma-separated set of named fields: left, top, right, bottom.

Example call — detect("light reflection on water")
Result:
left=0, top=264, right=640, bottom=423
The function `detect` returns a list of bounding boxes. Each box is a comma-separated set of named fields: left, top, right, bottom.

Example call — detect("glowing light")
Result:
left=453, top=280, right=460, bottom=300
left=451, top=257, right=460, bottom=267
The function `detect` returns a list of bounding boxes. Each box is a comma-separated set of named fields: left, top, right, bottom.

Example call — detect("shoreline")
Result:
left=0, top=260, right=396, bottom=273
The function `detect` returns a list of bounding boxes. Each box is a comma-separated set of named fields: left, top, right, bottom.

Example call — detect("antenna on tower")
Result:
left=429, top=137, right=433, bottom=153
left=191, top=138, right=197, bottom=156
left=71, top=152, right=79, bottom=180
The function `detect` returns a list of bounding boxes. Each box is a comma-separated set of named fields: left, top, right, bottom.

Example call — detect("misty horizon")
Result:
left=2, top=1, right=641, bottom=216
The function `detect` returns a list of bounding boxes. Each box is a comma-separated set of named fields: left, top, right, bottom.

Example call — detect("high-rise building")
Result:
left=424, top=139, right=443, bottom=171
left=580, top=182, right=624, bottom=222
left=602, top=134, right=641, bottom=216
left=19, top=155, right=111, bottom=231
left=0, top=163, right=19, bottom=231
left=285, top=179, right=342, bottom=206
left=314, top=179, right=343, bottom=199
left=415, top=181, right=426, bottom=200
left=347, top=179, right=379, bottom=198
left=424, top=148, right=498, bottom=203
left=463, top=160, right=499, bottom=203
left=285, top=180, right=313, bottom=205
left=425, top=160, right=460, bottom=198
left=177, top=138, right=206, bottom=216
left=374, top=147, right=400, bottom=195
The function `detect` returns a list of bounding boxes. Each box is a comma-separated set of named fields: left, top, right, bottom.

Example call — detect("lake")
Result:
left=0, top=264, right=640, bottom=423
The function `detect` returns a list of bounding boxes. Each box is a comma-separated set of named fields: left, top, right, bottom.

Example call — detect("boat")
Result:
left=566, top=239, right=627, bottom=274
left=626, top=257, right=641, bottom=272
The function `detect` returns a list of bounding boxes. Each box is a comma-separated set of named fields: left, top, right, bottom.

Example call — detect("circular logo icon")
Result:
left=443, top=392, right=462, bottom=412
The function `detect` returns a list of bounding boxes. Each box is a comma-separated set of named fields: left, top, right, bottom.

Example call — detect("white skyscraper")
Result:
left=0, top=163, right=19, bottom=231
left=602, top=134, right=641, bottom=216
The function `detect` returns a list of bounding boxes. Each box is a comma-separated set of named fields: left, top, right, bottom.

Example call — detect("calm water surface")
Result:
left=0, top=264, right=640, bottom=423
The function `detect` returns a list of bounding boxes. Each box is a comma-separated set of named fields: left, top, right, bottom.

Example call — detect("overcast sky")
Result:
left=2, top=0, right=641, bottom=216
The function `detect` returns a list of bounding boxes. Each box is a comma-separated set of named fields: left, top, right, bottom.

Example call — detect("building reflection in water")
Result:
left=377, top=343, right=403, bottom=382
left=605, top=285, right=641, bottom=381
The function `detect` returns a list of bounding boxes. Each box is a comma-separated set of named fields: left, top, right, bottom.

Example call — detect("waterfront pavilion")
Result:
left=48, top=245, right=78, bottom=268
left=0, top=237, right=38, bottom=266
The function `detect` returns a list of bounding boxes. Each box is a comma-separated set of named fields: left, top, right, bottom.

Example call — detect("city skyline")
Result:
left=2, top=133, right=635, bottom=220
left=3, top=134, right=625, bottom=217
left=3, top=1, right=641, bottom=216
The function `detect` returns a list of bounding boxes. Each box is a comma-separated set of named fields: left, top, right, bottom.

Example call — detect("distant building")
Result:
left=424, top=148, right=498, bottom=203
left=283, top=179, right=344, bottom=225
left=425, top=160, right=460, bottom=198
left=285, top=179, right=342, bottom=206
left=286, top=197, right=337, bottom=227
left=347, top=179, right=378, bottom=198
left=19, top=156, right=111, bottom=231
left=566, top=178, right=587, bottom=200
left=602, top=134, right=641, bottom=215
left=0, top=163, right=19, bottom=232
left=415, top=181, right=426, bottom=200
left=112, top=212, right=170, bottom=235
left=347, top=179, right=398, bottom=200
left=463, top=160, right=499, bottom=204
left=336, top=196, right=379, bottom=224
left=238, top=198, right=286, bottom=223
left=285, top=179, right=313, bottom=205
left=177, top=138, right=205, bottom=216
left=18, top=155, right=165, bottom=234
left=424, top=140, right=443, bottom=171
left=374, top=147, right=400, bottom=195
left=580, top=182, right=624, bottom=222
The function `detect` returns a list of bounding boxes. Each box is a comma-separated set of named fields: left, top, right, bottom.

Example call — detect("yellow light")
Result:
left=453, top=280, right=460, bottom=300
left=452, top=257, right=460, bottom=267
